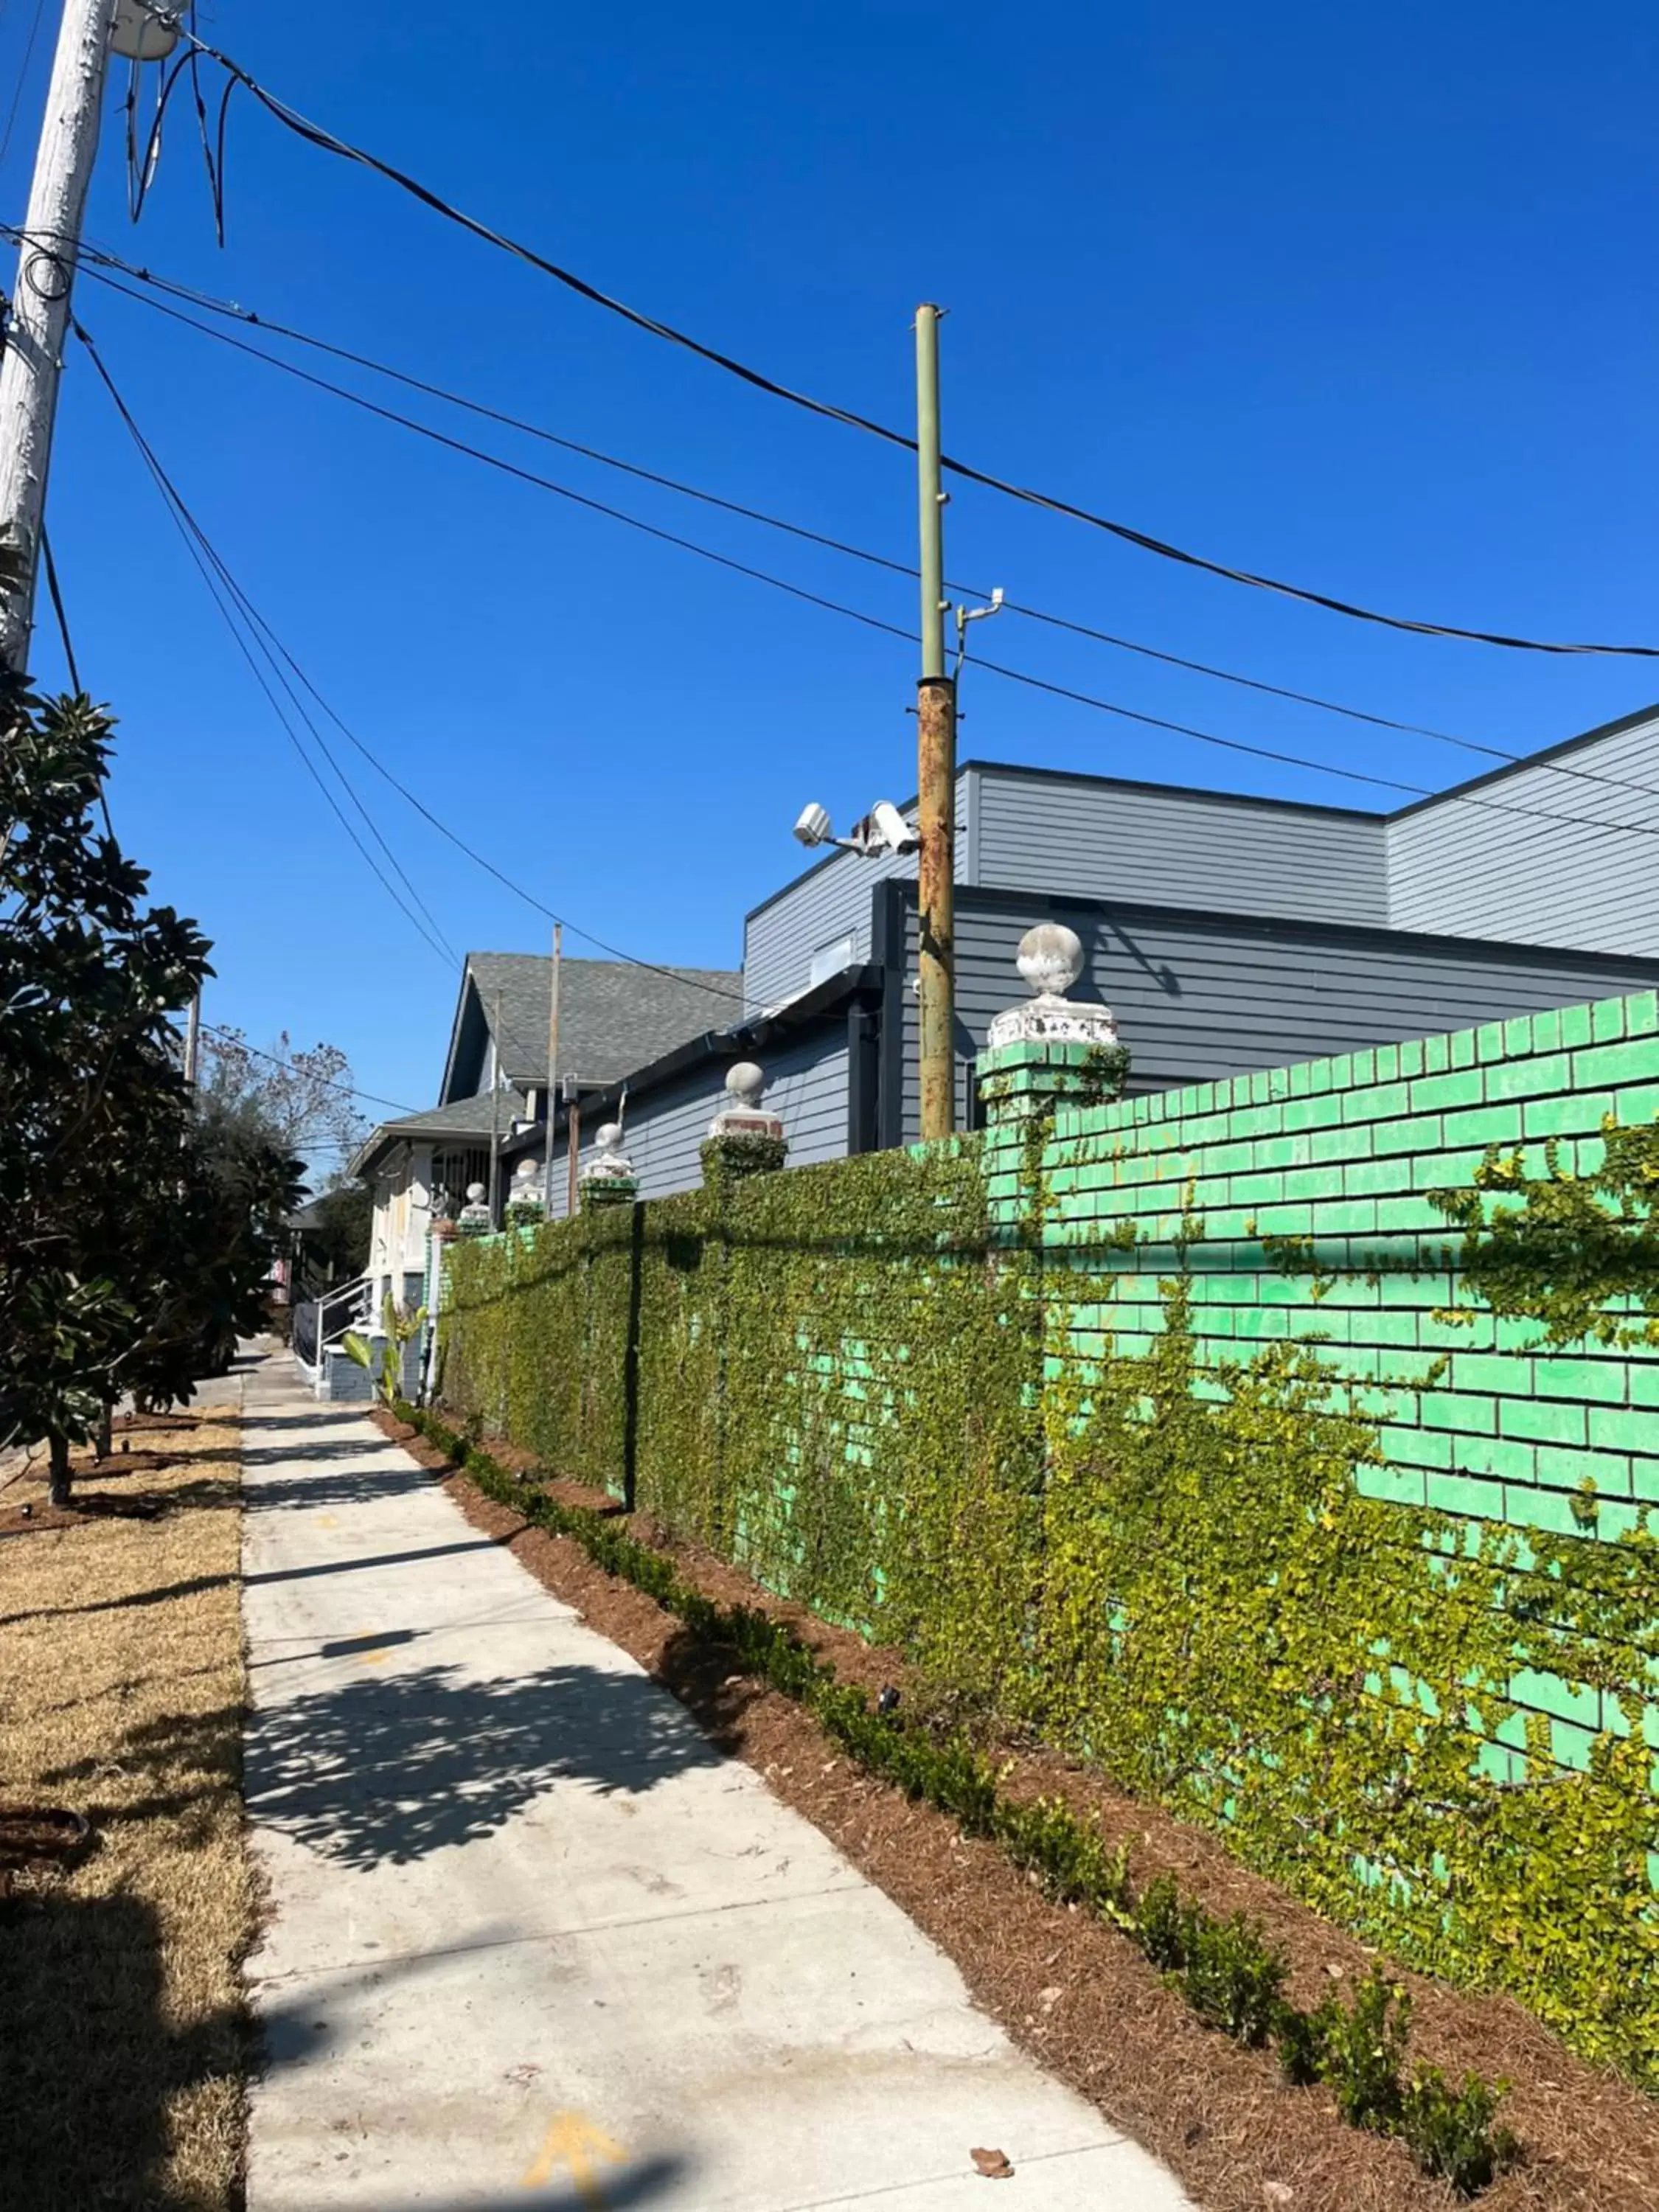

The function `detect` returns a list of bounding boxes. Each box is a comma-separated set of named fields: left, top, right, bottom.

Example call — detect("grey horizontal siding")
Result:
left=897, top=897, right=1659, bottom=1142
left=973, top=768, right=1388, bottom=926
left=546, top=1029, right=852, bottom=1214
left=742, top=793, right=970, bottom=1014
left=1387, top=711, right=1659, bottom=955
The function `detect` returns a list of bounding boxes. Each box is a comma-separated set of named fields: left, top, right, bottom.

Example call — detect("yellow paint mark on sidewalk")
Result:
left=522, top=2110, right=627, bottom=2205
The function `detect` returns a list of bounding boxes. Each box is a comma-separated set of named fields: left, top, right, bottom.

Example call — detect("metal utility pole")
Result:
left=914, top=302, right=956, bottom=1143
left=182, top=987, right=201, bottom=1089
left=0, top=0, right=120, bottom=669
left=542, top=922, right=562, bottom=1214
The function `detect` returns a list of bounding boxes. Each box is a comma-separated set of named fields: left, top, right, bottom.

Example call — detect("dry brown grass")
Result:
left=0, top=1408, right=253, bottom=2212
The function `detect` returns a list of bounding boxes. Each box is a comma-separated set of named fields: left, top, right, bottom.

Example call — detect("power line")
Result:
left=74, top=321, right=459, bottom=969
left=66, top=245, right=1659, bottom=820
left=67, top=270, right=1659, bottom=849
left=0, top=0, right=47, bottom=169
left=39, top=517, right=116, bottom=841
left=198, top=1021, right=417, bottom=1114
left=71, top=321, right=751, bottom=1011
left=70, top=262, right=908, bottom=649
left=168, top=19, right=1659, bottom=662
left=65, top=245, right=1486, bottom=752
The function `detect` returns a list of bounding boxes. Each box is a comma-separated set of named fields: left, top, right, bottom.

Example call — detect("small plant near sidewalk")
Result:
left=397, top=1398, right=1522, bottom=2198
left=344, top=1295, right=428, bottom=1408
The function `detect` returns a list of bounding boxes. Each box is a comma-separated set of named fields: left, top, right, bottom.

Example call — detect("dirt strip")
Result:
left=380, top=1414, right=1659, bottom=2212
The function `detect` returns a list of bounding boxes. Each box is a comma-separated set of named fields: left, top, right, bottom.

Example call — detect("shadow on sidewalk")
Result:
left=243, top=1658, right=722, bottom=1868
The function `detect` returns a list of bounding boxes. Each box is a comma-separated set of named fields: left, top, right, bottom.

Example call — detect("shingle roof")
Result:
left=465, top=953, right=743, bottom=1086
left=348, top=1088, right=529, bottom=1178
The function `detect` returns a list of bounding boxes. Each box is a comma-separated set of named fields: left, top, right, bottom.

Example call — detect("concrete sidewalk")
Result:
left=240, top=1349, right=1193, bottom=2211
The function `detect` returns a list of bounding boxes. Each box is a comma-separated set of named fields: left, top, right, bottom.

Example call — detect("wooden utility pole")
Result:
left=487, top=990, right=503, bottom=1226
left=566, top=1077, right=582, bottom=1219
left=915, top=302, right=956, bottom=1141
left=542, top=922, right=562, bottom=1213
left=0, top=0, right=119, bottom=667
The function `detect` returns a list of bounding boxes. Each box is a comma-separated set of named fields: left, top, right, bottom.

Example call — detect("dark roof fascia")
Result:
left=437, top=964, right=481, bottom=1105
left=917, top=877, right=1659, bottom=979
left=1386, top=700, right=1659, bottom=821
left=499, top=965, right=876, bottom=1163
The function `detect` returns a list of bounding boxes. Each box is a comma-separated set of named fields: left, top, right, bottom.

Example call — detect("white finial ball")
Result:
left=465, top=1182, right=487, bottom=1204
left=1016, top=922, right=1083, bottom=998
left=512, top=1156, right=537, bottom=1183
left=594, top=1121, right=623, bottom=1152
left=726, top=1060, right=765, bottom=1109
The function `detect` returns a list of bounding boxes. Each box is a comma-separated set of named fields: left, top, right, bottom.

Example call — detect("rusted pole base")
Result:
left=917, top=673, right=958, bottom=1143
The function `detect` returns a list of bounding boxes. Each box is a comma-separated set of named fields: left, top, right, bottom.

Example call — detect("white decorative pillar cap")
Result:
left=987, top=921, right=1120, bottom=1048
left=709, top=1058, right=785, bottom=1140
left=582, top=1121, right=636, bottom=1180
left=457, top=1180, right=493, bottom=1234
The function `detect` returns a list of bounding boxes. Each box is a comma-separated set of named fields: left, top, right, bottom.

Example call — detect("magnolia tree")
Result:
left=0, top=678, right=302, bottom=1503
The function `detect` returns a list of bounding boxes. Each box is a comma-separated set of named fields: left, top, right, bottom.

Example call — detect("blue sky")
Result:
left=13, top=1, right=1659, bottom=1153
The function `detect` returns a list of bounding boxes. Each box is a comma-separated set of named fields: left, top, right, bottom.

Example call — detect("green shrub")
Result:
left=1175, top=1912, right=1287, bottom=2046
left=1399, top=2067, right=1520, bottom=2197
left=1276, top=1991, right=1341, bottom=2087
left=1320, top=1967, right=1410, bottom=2133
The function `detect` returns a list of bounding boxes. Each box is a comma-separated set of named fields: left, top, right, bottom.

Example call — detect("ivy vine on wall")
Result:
left=439, top=1113, right=1659, bottom=2087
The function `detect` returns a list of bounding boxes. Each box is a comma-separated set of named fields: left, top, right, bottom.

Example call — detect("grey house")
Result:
left=500, top=703, right=1659, bottom=1209
left=336, top=955, right=741, bottom=1391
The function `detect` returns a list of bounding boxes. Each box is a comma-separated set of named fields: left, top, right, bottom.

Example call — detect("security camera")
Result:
left=793, top=801, right=832, bottom=848
left=868, top=800, right=921, bottom=856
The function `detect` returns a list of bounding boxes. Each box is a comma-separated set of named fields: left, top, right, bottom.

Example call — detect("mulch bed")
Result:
left=0, top=1806, right=91, bottom=1899
left=0, top=1492, right=165, bottom=1538
left=378, top=1410, right=1659, bottom=2212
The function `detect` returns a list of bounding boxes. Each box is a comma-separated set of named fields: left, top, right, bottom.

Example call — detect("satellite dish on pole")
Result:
left=111, top=2, right=181, bottom=60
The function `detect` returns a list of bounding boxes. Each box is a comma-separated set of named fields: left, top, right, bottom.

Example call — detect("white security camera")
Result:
left=868, top=800, right=921, bottom=856
left=793, top=801, right=833, bottom=848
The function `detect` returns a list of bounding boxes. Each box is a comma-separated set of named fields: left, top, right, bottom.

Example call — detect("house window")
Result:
left=810, top=932, right=856, bottom=987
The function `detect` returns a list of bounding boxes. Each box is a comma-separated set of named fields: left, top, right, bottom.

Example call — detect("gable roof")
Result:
left=348, top=1088, right=531, bottom=1178
left=439, top=953, right=743, bottom=1102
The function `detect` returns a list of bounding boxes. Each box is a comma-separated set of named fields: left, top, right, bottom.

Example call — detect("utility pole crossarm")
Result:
left=0, top=0, right=120, bottom=669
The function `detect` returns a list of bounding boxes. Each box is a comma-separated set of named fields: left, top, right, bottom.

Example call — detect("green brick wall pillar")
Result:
left=978, top=1037, right=1122, bottom=1124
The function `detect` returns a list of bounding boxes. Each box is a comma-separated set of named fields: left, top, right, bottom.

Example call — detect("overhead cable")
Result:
left=198, top=1021, right=419, bottom=1116
left=164, top=21, right=1659, bottom=660
left=75, top=321, right=459, bottom=968
left=66, top=241, right=1659, bottom=812
left=72, top=322, right=750, bottom=1009
left=38, top=518, right=116, bottom=841
left=67, top=268, right=1659, bottom=843
left=64, top=243, right=1496, bottom=754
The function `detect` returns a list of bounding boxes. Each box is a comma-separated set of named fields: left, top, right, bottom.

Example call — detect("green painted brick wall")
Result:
left=987, top=991, right=1659, bottom=1849
left=984, top=990, right=1659, bottom=1528
left=982, top=991, right=1659, bottom=1881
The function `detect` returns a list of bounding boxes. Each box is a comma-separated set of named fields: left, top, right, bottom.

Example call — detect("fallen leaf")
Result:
left=1263, top=2185, right=1294, bottom=2207
left=971, top=2147, right=1015, bottom=2180
left=1037, top=1985, right=1063, bottom=2011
